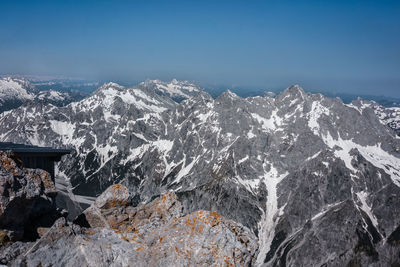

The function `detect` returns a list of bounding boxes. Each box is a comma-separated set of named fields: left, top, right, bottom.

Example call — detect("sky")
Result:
left=0, top=0, right=399, bottom=97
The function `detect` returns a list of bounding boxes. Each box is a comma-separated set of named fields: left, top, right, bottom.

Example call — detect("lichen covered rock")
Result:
left=9, top=184, right=258, bottom=266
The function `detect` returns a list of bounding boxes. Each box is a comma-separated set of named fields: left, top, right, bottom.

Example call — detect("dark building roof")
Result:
left=0, top=142, right=71, bottom=181
left=0, top=142, right=71, bottom=156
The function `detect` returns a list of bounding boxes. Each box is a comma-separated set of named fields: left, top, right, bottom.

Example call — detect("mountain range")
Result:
left=0, top=78, right=399, bottom=266
left=0, top=77, right=87, bottom=113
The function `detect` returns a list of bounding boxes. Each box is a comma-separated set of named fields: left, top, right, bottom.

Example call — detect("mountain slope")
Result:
left=0, top=77, right=36, bottom=112
left=0, top=82, right=399, bottom=266
left=0, top=82, right=178, bottom=197
left=348, top=98, right=400, bottom=136
left=35, top=89, right=76, bottom=106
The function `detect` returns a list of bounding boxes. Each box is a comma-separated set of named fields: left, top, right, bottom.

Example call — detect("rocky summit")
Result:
left=0, top=80, right=399, bottom=266
left=1, top=181, right=258, bottom=266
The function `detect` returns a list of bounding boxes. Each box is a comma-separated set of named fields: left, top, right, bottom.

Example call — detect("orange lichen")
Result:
left=1, top=154, right=19, bottom=176
left=86, top=229, right=95, bottom=235
left=37, top=227, right=50, bottom=237
left=224, top=256, right=234, bottom=267
left=136, top=246, right=145, bottom=252
left=102, top=184, right=130, bottom=209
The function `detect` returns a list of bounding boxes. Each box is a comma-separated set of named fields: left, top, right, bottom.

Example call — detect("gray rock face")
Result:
left=349, top=98, right=400, bottom=136
left=6, top=185, right=257, bottom=266
left=0, top=151, right=60, bottom=241
left=0, top=81, right=400, bottom=266
left=0, top=241, right=33, bottom=265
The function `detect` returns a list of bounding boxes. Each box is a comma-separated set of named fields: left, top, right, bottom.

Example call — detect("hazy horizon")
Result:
left=1, top=0, right=399, bottom=98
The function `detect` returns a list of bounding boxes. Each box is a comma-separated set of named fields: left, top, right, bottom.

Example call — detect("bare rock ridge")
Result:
left=0, top=163, right=258, bottom=267
left=0, top=80, right=399, bottom=266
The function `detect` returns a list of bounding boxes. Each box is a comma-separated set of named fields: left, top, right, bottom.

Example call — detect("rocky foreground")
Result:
left=0, top=151, right=257, bottom=266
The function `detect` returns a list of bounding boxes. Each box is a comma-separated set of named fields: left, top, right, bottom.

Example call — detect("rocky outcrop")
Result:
left=0, top=151, right=61, bottom=241
left=79, top=184, right=258, bottom=266
left=4, top=184, right=258, bottom=266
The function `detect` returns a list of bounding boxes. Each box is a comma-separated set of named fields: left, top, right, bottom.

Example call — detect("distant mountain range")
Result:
left=205, top=86, right=400, bottom=108
left=0, top=77, right=89, bottom=113
left=1, top=75, right=399, bottom=111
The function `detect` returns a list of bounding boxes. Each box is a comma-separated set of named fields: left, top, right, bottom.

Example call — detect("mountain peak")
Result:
left=276, top=84, right=306, bottom=103
left=93, top=82, right=126, bottom=96
left=140, top=79, right=201, bottom=101
left=224, top=89, right=239, bottom=98
left=215, top=90, right=240, bottom=103
left=100, top=82, right=124, bottom=90
left=286, top=84, right=305, bottom=95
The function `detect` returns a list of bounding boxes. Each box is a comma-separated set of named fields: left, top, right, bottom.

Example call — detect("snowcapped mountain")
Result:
left=0, top=81, right=178, bottom=199
left=139, top=78, right=201, bottom=102
left=35, top=90, right=74, bottom=106
left=0, top=81, right=399, bottom=266
left=348, top=98, right=400, bottom=136
left=0, top=77, right=36, bottom=112
left=0, top=77, right=86, bottom=112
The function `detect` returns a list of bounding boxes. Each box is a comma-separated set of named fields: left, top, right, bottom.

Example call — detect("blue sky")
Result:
left=1, top=0, right=399, bottom=97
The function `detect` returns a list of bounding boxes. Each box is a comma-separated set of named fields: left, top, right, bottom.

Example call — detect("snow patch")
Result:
left=101, top=87, right=167, bottom=113
left=238, top=155, right=249, bottom=164
left=322, top=132, right=400, bottom=186
left=306, top=151, right=321, bottom=161
left=356, top=191, right=379, bottom=229
left=173, top=155, right=199, bottom=184
left=256, top=164, right=288, bottom=265
left=308, top=101, right=330, bottom=136
left=251, top=109, right=282, bottom=132
left=49, top=120, right=78, bottom=145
